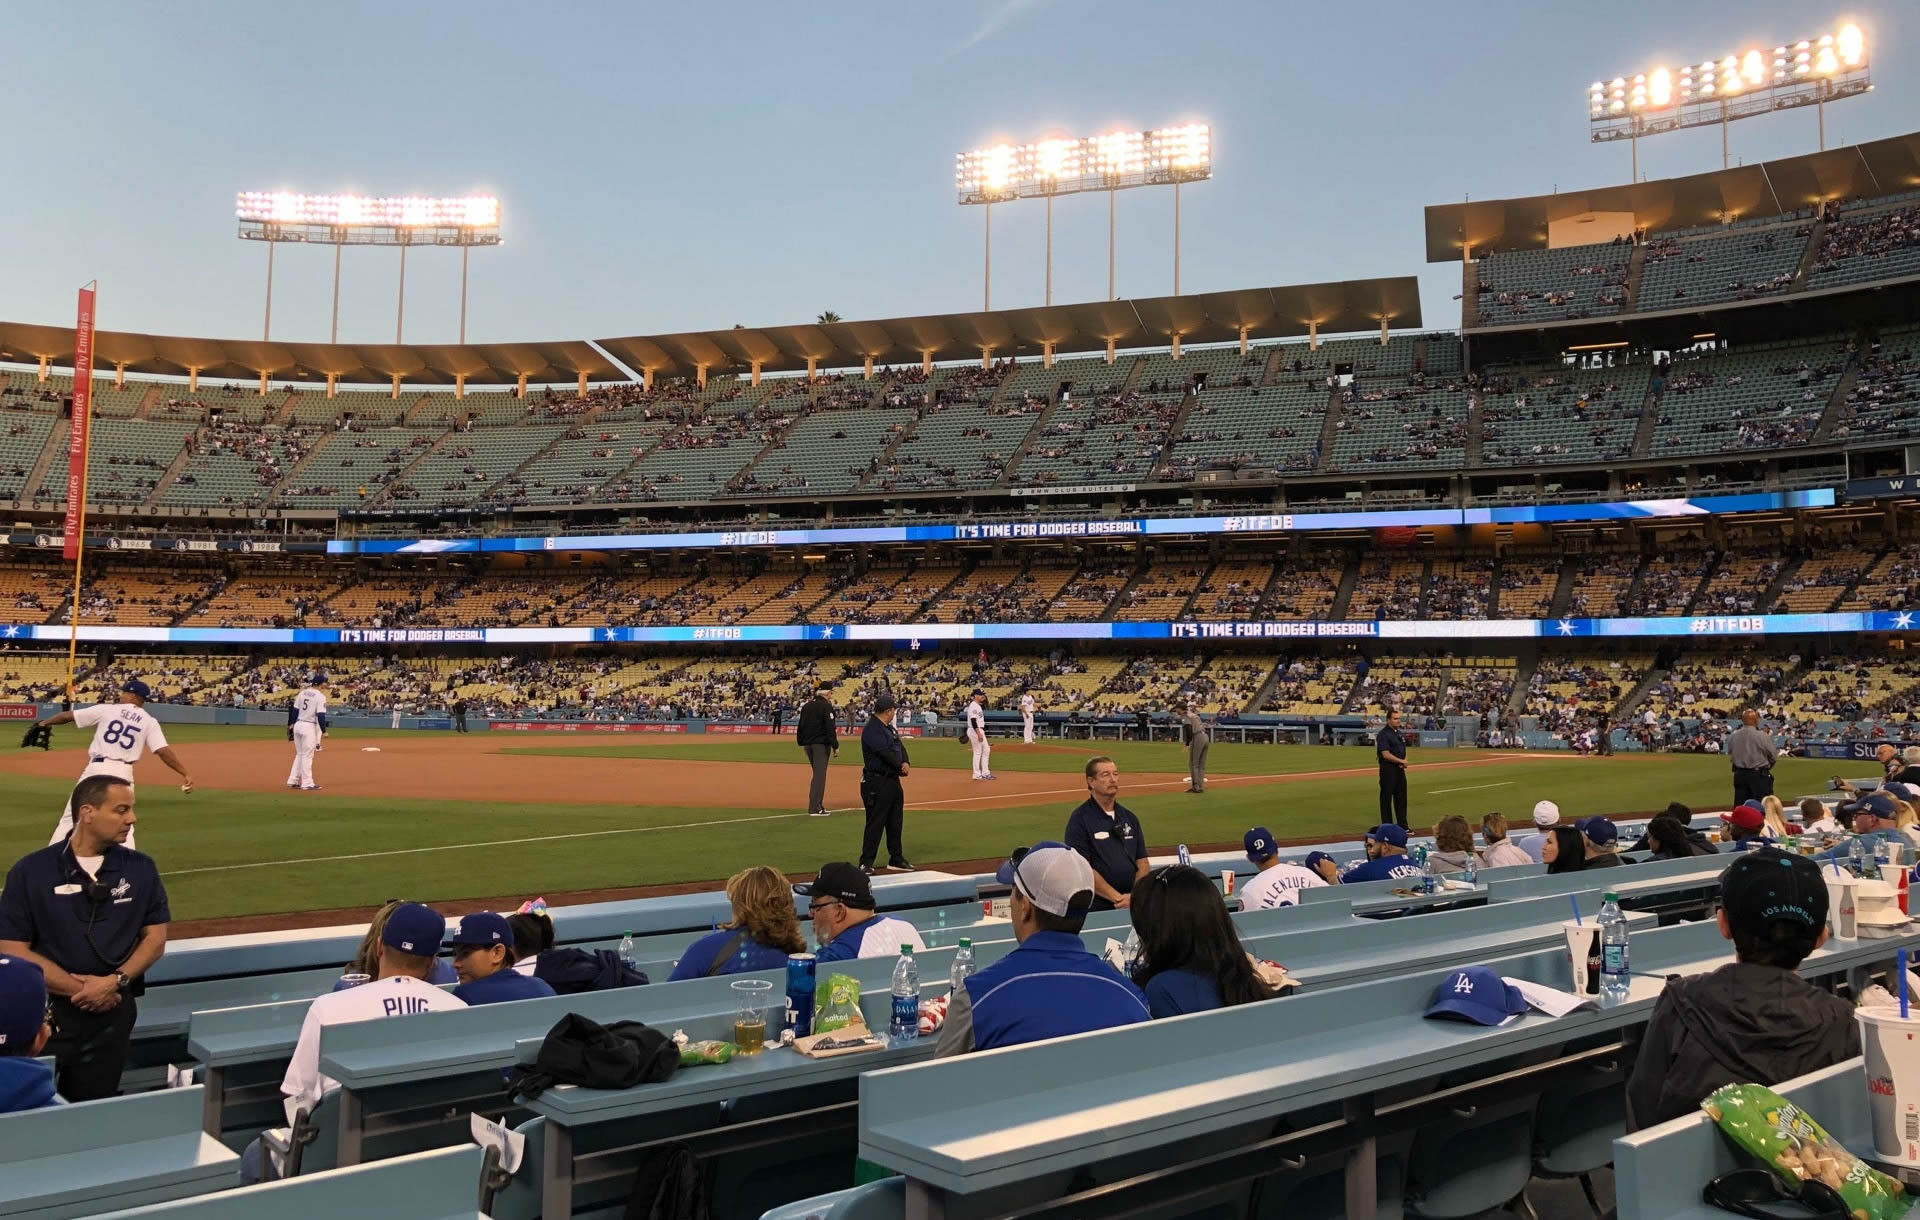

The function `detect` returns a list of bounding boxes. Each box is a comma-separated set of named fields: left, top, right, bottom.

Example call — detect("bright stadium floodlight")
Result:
left=956, top=123, right=1212, bottom=309
left=1588, top=21, right=1870, bottom=179
left=236, top=192, right=503, bottom=345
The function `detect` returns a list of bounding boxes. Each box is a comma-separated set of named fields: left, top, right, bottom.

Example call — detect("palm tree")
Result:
left=817, top=311, right=842, bottom=324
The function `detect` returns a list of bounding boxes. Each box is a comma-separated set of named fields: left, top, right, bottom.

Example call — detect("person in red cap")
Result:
left=1721, top=803, right=1770, bottom=847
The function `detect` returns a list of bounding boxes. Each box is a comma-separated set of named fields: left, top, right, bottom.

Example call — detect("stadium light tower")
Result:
left=1589, top=23, right=1869, bottom=179
left=236, top=192, right=502, bottom=344
left=956, top=124, right=1210, bottom=308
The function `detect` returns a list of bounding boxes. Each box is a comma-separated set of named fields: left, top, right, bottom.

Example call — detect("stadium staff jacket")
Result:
left=0, top=843, right=170, bottom=991
left=1065, top=798, right=1147, bottom=898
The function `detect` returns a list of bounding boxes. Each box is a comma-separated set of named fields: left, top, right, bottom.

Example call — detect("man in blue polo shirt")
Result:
left=449, top=912, right=556, bottom=1005
left=1340, top=825, right=1425, bottom=884
left=1064, top=756, right=1149, bottom=909
left=0, top=956, right=58, bottom=1113
left=0, top=775, right=169, bottom=1102
left=935, top=842, right=1149, bottom=1056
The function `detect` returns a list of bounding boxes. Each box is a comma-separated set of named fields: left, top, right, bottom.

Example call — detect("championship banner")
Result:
left=64, top=284, right=97, bottom=561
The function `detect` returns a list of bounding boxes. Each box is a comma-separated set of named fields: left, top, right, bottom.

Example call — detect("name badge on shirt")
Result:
left=1093, top=831, right=1111, bottom=840
left=53, top=884, right=83, bottom=896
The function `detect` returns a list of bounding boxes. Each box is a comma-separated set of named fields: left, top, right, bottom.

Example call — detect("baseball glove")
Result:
left=20, top=722, right=52, bottom=750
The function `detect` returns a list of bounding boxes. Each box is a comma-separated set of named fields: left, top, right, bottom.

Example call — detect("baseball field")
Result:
left=0, top=723, right=1838, bottom=928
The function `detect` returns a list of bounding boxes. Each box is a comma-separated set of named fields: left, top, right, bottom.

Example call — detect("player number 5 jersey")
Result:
left=294, top=688, right=328, bottom=724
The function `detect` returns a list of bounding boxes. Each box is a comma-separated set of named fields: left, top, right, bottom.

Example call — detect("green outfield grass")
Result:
left=0, top=730, right=1848, bottom=923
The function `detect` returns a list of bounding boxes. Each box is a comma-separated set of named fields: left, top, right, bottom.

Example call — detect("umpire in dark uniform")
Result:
left=0, top=775, right=170, bottom=1101
left=796, top=684, right=838, bottom=818
left=858, top=694, right=911, bottom=874
left=1376, top=708, right=1410, bottom=829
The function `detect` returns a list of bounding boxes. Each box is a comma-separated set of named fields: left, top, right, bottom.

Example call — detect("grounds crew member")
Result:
left=796, top=683, right=838, bottom=817
left=35, top=677, right=193, bottom=848
left=0, top=775, right=170, bottom=1101
left=858, top=694, right=911, bottom=873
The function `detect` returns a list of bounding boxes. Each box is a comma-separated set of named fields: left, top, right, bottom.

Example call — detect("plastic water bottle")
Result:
left=1462, top=853, right=1478, bottom=887
left=1598, top=893, right=1630, bottom=1007
left=1420, top=849, right=1438, bottom=895
left=889, top=947, right=920, bottom=1042
left=949, top=938, right=975, bottom=994
left=1849, top=836, right=1868, bottom=877
left=617, top=931, right=637, bottom=971
left=1176, top=843, right=1191, bottom=867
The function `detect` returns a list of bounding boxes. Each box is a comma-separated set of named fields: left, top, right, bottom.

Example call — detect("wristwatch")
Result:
left=114, top=972, right=130, bottom=992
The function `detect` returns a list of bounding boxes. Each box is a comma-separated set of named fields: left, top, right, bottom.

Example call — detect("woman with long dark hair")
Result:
left=1129, top=865, right=1275, bottom=1018
left=1542, top=826, right=1589, bottom=875
left=1643, top=815, right=1707, bottom=861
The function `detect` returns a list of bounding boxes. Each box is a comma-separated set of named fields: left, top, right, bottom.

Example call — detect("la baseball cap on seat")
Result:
left=120, top=679, right=151, bottom=701
left=1424, top=966, right=1528, bottom=1027
left=381, top=903, right=446, bottom=956
left=794, top=862, right=876, bottom=910
left=996, top=842, right=1094, bottom=918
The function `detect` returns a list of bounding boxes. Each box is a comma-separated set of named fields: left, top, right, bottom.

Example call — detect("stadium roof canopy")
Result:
left=0, top=279, right=1420, bottom=388
left=596, top=280, right=1420, bottom=378
left=1423, top=129, right=1920, bottom=262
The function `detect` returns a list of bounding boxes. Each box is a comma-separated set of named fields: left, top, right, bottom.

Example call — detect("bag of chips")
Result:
left=678, top=1039, right=734, bottom=1067
left=815, top=973, right=862, bottom=1033
left=1701, top=1083, right=1909, bottom=1220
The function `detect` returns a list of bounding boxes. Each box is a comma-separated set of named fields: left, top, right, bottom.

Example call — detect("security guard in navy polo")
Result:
left=1063, top=755, right=1149, bottom=909
left=0, top=774, right=171, bottom=1101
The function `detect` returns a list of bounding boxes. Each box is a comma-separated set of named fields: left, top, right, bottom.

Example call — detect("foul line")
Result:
left=165, top=813, right=801, bottom=876
left=1428, top=781, right=1515, bottom=795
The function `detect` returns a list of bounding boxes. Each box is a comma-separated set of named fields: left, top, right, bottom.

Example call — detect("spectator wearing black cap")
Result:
left=858, top=695, right=912, bottom=873
left=243, top=902, right=466, bottom=1183
left=935, top=843, right=1148, bottom=1055
left=1236, top=828, right=1329, bottom=909
left=38, top=677, right=193, bottom=847
left=795, top=684, right=839, bottom=818
left=449, top=912, right=555, bottom=1005
left=0, top=956, right=56, bottom=1113
left=1065, top=756, right=1148, bottom=909
left=0, top=775, right=169, bottom=1102
left=1625, top=848, right=1856, bottom=1130
left=796, top=863, right=926, bottom=963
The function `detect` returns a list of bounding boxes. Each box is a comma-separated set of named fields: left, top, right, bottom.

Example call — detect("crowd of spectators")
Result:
left=1811, top=201, right=1920, bottom=278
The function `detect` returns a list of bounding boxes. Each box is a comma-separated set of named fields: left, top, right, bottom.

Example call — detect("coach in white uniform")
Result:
left=241, top=902, right=464, bottom=1182
left=36, top=678, right=193, bottom=848
left=1238, top=827, right=1329, bottom=909
left=1020, top=690, right=1036, bottom=744
left=965, top=688, right=994, bottom=780
left=287, top=675, right=329, bottom=791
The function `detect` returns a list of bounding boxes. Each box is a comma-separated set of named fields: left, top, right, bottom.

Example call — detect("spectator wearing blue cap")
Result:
left=0, top=956, right=57, bottom=1113
left=1339, top=825, right=1424, bottom=884
left=1129, top=865, right=1275, bottom=1018
left=38, top=676, right=194, bottom=848
left=1303, top=851, right=1340, bottom=884
left=935, top=843, right=1147, bottom=1056
left=1581, top=817, right=1624, bottom=868
left=244, top=903, right=465, bottom=1183
left=1236, top=828, right=1328, bottom=910
left=449, top=913, right=555, bottom=1005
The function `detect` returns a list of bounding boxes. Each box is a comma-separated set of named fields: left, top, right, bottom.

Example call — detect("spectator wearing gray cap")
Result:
left=858, top=693, right=912, bottom=874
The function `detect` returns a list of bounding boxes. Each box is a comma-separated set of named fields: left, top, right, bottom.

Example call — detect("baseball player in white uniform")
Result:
left=287, top=674, right=329, bottom=790
left=1238, top=827, right=1330, bottom=910
left=965, top=688, right=994, bottom=780
left=36, top=678, right=193, bottom=848
left=1020, top=690, right=1036, bottom=744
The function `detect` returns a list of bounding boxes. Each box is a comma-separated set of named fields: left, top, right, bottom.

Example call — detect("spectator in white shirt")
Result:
left=1236, top=828, right=1328, bottom=909
left=1478, top=813, right=1536, bottom=869
left=241, top=903, right=464, bottom=1183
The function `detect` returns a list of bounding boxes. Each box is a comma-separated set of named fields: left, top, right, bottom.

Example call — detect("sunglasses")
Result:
left=1701, top=1168, right=1848, bottom=1219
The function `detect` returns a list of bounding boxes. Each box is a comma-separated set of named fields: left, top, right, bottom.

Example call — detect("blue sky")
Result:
left=2, top=1, right=1912, bottom=354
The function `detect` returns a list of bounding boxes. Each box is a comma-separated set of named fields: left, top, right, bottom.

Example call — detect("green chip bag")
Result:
left=679, top=1040, right=735, bottom=1067
left=1701, top=1083, right=1909, bottom=1220
left=815, top=973, right=862, bottom=1033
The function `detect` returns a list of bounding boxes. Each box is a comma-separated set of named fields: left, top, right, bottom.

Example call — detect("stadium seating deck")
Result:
left=1474, top=240, right=1630, bottom=325
left=1636, top=217, right=1809, bottom=310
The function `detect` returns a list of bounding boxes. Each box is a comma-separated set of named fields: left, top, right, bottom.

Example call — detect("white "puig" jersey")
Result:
left=74, top=703, right=167, bottom=766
